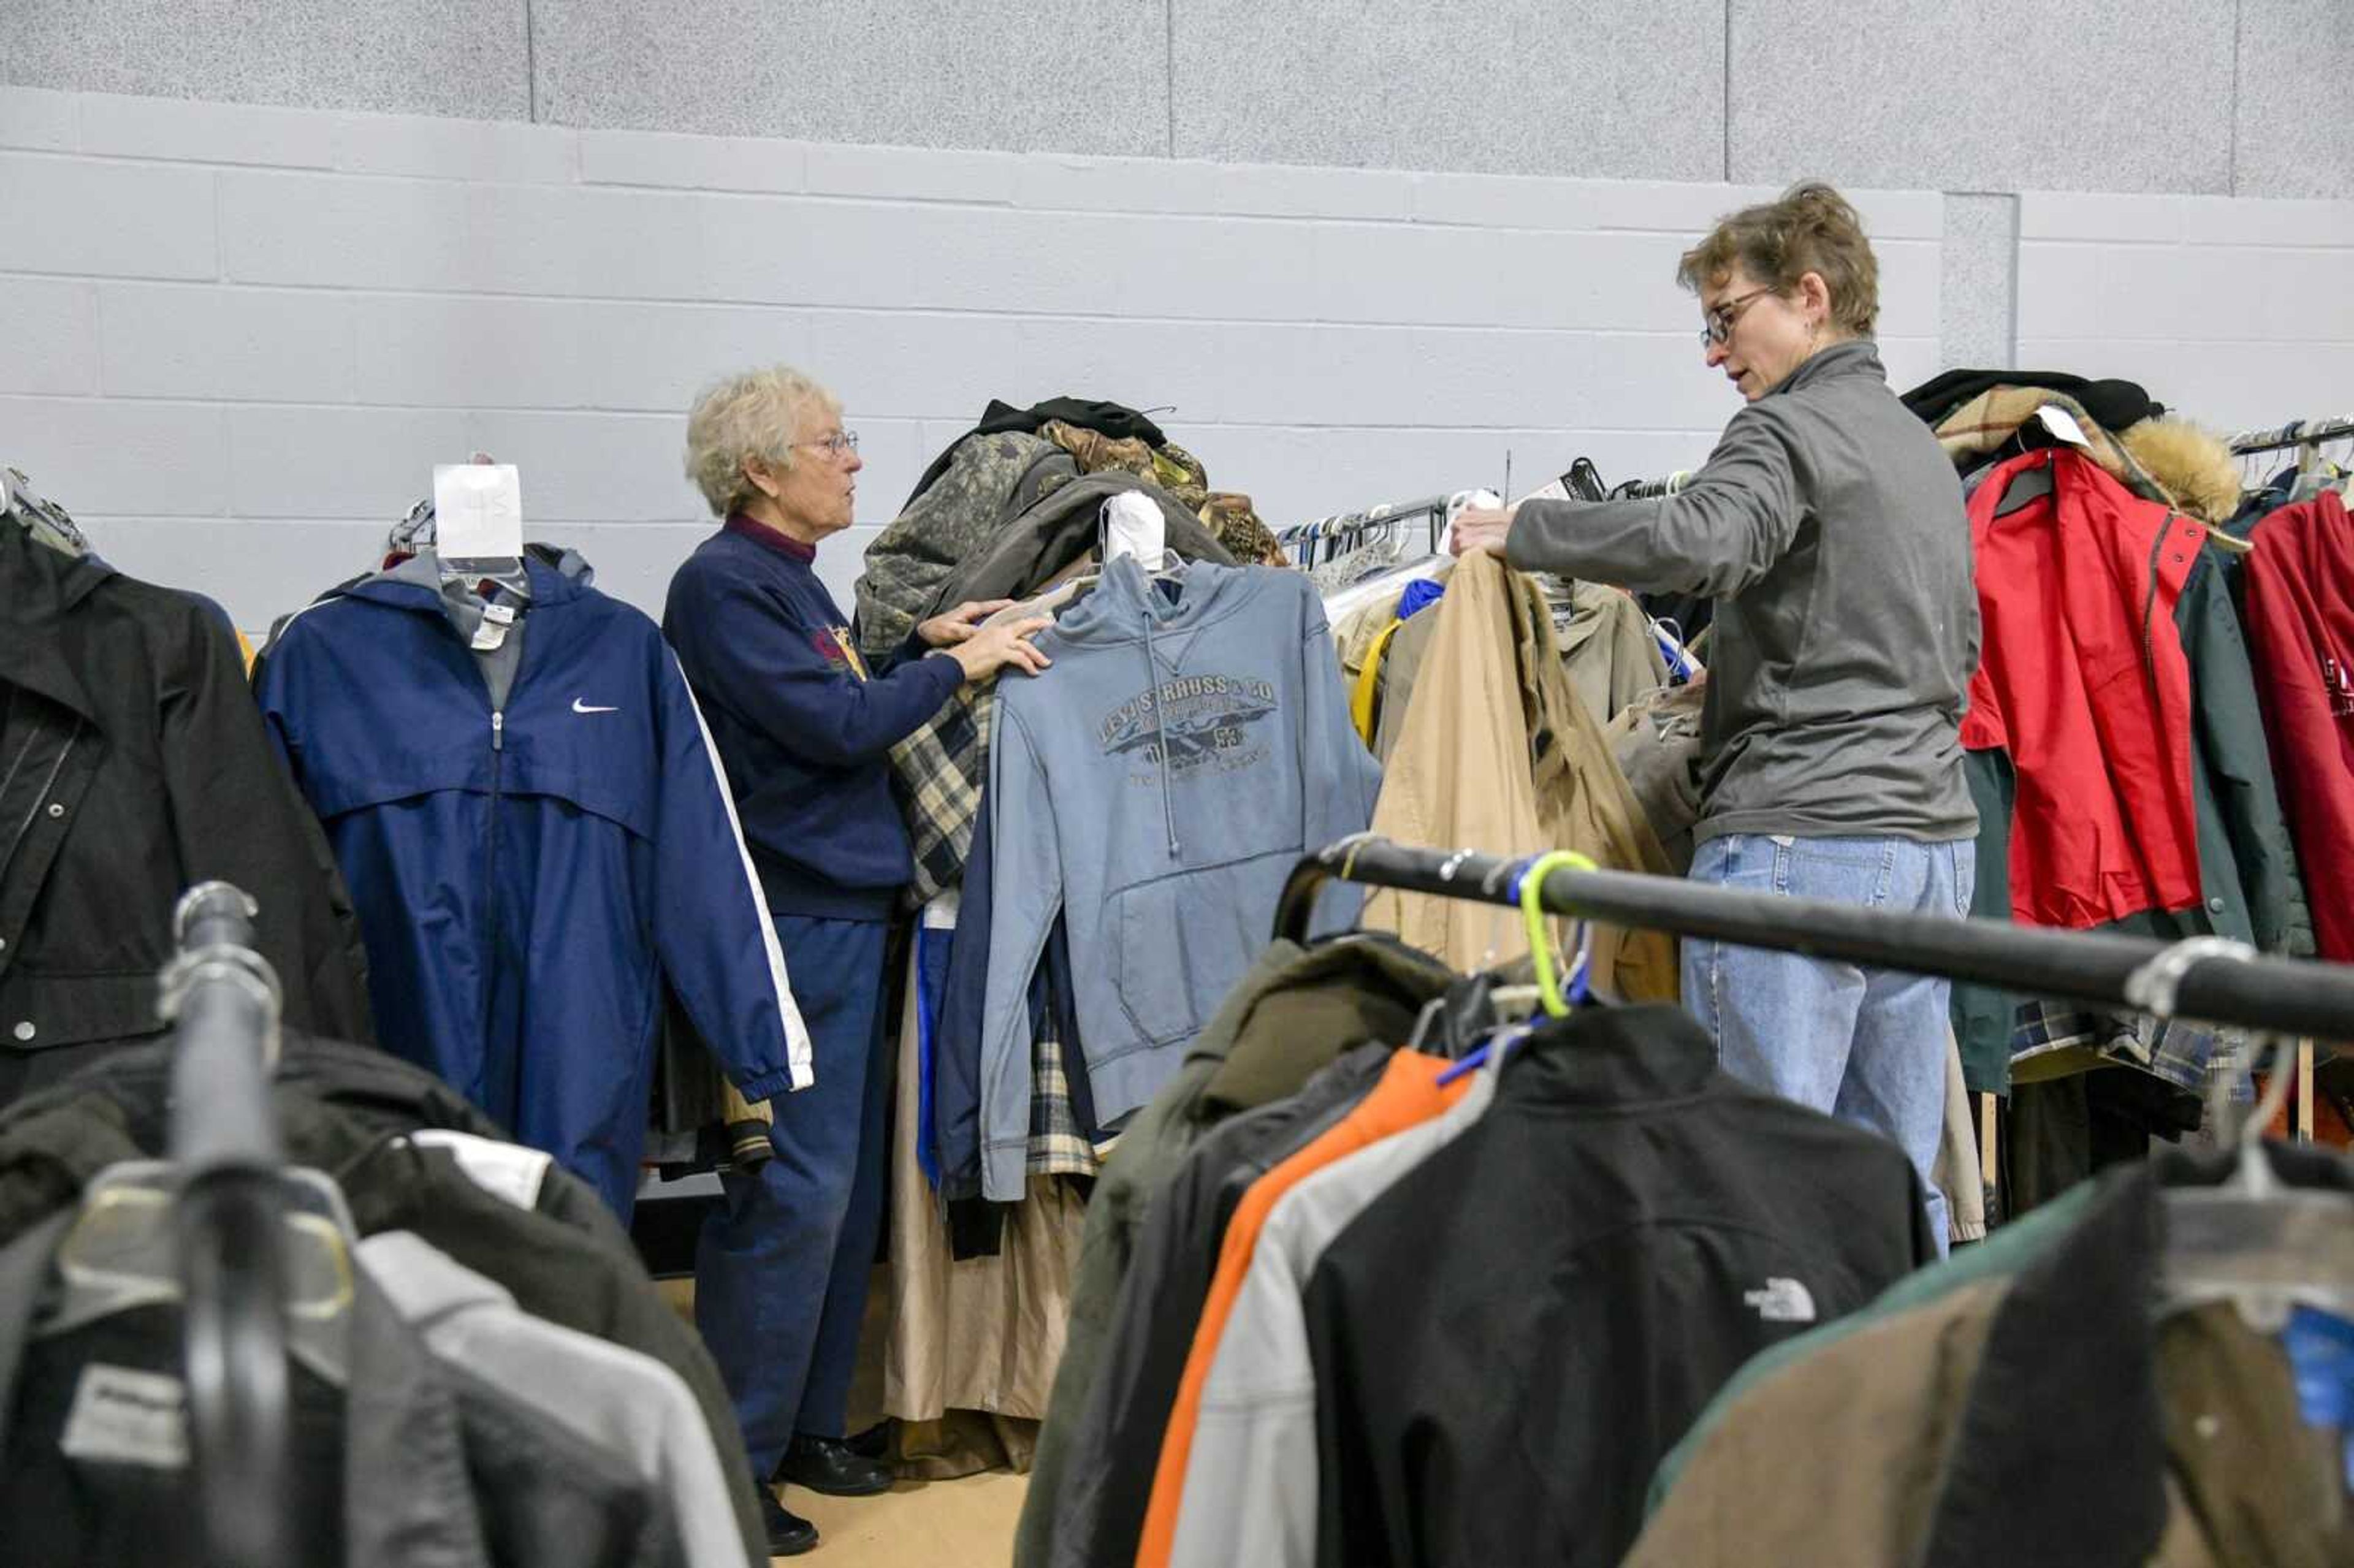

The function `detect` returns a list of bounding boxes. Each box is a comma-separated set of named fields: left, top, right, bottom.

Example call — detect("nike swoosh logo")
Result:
left=572, top=699, right=618, bottom=715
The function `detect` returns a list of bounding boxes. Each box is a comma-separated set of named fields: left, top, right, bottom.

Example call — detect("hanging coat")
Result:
left=254, top=555, right=810, bottom=1216
left=0, top=526, right=373, bottom=1106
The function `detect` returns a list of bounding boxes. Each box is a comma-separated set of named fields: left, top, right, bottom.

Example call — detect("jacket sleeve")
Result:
left=168, top=605, right=376, bottom=1044
left=931, top=788, right=999, bottom=1200
left=977, top=699, right=1062, bottom=1203
left=2184, top=563, right=2314, bottom=957
left=1506, top=405, right=1806, bottom=596
left=648, top=642, right=812, bottom=1101
left=1295, top=590, right=1378, bottom=932
left=672, top=572, right=965, bottom=768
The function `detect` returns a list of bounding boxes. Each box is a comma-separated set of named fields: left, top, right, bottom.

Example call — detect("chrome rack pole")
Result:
left=161, top=882, right=292, bottom=1568
left=1274, top=839, right=2354, bottom=1040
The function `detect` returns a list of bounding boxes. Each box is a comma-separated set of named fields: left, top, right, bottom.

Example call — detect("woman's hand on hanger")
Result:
left=916, top=599, right=1018, bottom=648
left=1449, top=506, right=1515, bottom=558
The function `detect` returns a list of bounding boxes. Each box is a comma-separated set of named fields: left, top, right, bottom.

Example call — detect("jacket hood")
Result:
left=2118, top=417, right=2242, bottom=525
left=1048, top=553, right=1260, bottom=648
left=341, top=547, right=593, bottom=614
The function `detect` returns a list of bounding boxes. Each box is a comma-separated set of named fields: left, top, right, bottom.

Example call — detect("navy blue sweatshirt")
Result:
left=664, top=516, right=963, bottom=919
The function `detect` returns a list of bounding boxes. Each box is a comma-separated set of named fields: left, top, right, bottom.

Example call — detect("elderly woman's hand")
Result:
left=916, top=599, right=1018, bottom=647
left=1448, top=506, right=1515, bottom=558
left=944, top=616, right=1053, bottom=684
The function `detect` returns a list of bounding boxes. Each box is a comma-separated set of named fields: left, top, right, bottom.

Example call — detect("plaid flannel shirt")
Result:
left=890, top=683, right=993, bottom=908
left=1029, top=1005, right=1102, bottom=1178
left=2009, top=1001, right=2219, bottom=1092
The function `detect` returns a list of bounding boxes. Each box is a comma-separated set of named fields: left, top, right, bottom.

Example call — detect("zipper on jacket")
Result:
left=482, top=702, right=507, bottom=1084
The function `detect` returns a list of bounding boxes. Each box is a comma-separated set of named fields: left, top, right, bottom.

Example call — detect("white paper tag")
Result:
left=2035, top=405, right=2092, bottom=449
left=1515, top=478, right=1572, bottom=504
left=61, top=1365, right=189, bottom=1470
left=469, top=619, right=508, bottom=652
left=483, top=603, right=517, bottom=626
left=433, top=463, right=524, bottom=558
left=409, top=1128, right=552, bottom=1211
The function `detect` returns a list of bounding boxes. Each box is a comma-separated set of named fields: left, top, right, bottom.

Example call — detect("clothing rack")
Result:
left=158, top=881, right=295, bottom=1568
left=1275, top=837, right=2354, bottom=1040
left=2226, top=416, right=2354, bottom=456
left=1274, top=493, right=1453, bottom=568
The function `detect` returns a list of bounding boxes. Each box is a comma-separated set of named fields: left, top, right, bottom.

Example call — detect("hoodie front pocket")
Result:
left=1109, top=858, right=1271, bottom=1049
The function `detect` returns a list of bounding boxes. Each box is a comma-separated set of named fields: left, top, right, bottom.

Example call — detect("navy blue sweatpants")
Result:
left=694, top=913, right=891, bottom=1475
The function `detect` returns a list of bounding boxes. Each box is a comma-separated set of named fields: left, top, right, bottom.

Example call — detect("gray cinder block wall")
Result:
left=2, top=1, right=2348, bottom=625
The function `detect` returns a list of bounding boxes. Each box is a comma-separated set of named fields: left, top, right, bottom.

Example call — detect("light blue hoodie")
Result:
left=977, top=557, right=1380, bottom=1193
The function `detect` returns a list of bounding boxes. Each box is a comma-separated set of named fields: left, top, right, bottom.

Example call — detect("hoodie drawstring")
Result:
left=1142, top=603, right=1181, bottom=859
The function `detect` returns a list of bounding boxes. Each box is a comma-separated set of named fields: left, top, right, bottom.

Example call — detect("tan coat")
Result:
left=881, top=924, right=1083, bottom=1428
left=1362, top=551, right=1678, bottom=1000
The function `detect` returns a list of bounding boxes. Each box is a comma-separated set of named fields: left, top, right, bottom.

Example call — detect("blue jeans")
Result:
left=695, top=914, right=891, bottom=1475
left=1682, top=834, right=1973, bottom=1255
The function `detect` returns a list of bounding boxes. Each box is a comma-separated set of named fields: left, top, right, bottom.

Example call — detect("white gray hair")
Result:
left=683, top=365, right=842, bottom=517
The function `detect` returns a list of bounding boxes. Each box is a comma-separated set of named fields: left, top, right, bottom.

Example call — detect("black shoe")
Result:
left=779, top=1433, right=894, bottom=1498
left=844, top=1418, right=894, bottom=1461
left=760, top=1486, right=818, bottom=1557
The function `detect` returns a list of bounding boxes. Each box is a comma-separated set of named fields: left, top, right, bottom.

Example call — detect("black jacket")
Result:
left=0, top=1212, right=690, bottom=1568
left=1304, top=1005, right=1935, bottom=1568
left=0, top=1033, right=766, bottom=1566
left=0, top=528, right=371, bottom=1103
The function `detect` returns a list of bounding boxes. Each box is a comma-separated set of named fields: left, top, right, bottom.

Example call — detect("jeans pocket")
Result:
left=1782, top=836, right=1897, bottom=907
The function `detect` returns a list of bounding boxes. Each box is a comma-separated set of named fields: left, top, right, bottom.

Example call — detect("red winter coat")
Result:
left=1962, top=449, right=2203, bottom=929
left=2240, top=491, right=2354, bottom=961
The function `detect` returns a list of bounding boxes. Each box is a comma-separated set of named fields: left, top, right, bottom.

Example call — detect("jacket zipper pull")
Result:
left=492, top=710, right=505, bottom=752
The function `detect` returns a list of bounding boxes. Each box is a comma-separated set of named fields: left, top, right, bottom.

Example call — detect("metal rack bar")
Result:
left=1275, top=839, right=2354, bottom=1041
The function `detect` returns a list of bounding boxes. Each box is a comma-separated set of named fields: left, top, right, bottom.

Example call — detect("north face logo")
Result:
left=1743, top=1278, right=1817, bottom=1323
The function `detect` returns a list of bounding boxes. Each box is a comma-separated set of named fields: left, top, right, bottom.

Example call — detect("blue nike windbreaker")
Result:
left=254, top=556, right=812, bottom=1214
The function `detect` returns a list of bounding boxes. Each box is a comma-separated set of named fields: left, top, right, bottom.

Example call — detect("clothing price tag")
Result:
left=2034, top=405, right=2092, bottom=449
left=433, top=463, right=524, bottom=559
left=61, top=1365, right=188, bottom=1470
left=470, top=617, right=508, bottom=653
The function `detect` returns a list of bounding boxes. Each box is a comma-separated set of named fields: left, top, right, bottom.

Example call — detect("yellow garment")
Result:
left=1362, top=551, right=1678, bottom=1000
left=1350, top=620, right=1406, bottom=745
left=236, top=628, right=255, bottom=674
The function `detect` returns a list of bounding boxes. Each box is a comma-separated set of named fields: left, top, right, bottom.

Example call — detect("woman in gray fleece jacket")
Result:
left=1453, top=181, right=1978, bottom=1249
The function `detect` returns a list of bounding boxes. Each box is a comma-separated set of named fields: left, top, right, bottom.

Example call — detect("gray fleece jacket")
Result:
left=1509, top=340, right=1978, bottom=844
left=977, top=556, right=1378, bottom=1192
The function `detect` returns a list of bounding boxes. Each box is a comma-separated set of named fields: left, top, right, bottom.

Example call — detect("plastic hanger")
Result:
left=1437, top=851, right=1596, bottom=1086
left=2160, top=1032, right=2354, bottom=1331
left=41, top=1161, right=358, bottom=1386
left=2123, top=936, right=2354, bottom=1331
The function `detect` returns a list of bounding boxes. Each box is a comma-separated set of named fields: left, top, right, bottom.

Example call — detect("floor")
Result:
left=782, top=1472, right=1027, bottom=1566
left=657, top=1277, right=1030, bottom=1567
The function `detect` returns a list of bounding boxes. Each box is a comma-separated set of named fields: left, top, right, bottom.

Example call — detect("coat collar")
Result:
left=1767, top=337, right=1884, bottom=400
left=1921, top=1140, right=2354, bottom=1566
left=0, top=525, right=116, bottom=722
left=1507, top=1004, right=1721, bottom=1105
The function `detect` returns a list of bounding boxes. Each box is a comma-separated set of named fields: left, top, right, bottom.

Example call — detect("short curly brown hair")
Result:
left=1677, top=181, right=1880, bottom=338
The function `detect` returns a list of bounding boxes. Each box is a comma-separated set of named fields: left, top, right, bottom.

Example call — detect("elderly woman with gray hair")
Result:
left=663, top=365, right=1046, bottom=1556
